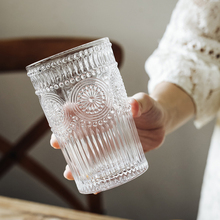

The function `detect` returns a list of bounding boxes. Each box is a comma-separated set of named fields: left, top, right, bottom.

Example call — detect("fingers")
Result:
left=63, top=165, right=100, bottom=195
left=50, top=102, right=75, bottom=150
left=50, top=135, right=74, bottom=180
left=50, top=133, right=60, bottom=149
left=63, top=165, right=74, bottom=180
left=129, top=97, right=141, bottom=117
left=130, top=92, right=154, bottom=117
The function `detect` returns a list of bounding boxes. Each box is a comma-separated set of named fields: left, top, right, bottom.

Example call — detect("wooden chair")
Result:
left=0, top=37, right=123, bottom=214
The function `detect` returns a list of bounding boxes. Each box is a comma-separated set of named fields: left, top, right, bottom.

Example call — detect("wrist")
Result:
left=158, top=99, right=174, bottom=135
left=150, top=82, right=195, bottom=134
left=150, top=96, right=173, bottom=135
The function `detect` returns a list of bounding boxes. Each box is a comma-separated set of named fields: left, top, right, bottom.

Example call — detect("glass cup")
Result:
left=26, top=38, right=148, bottom=194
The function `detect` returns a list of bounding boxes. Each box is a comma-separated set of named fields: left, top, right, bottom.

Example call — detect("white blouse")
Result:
left=145, top=0, right=220, bottom=219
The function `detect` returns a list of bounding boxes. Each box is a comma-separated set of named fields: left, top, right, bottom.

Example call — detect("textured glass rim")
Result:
left=26, top=37, right=110, bottom=71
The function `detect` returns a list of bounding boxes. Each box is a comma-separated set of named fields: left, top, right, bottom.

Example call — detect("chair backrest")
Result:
left=0, top=37, right=123, bottom=214
left=0, top=37, right=123, bottom=72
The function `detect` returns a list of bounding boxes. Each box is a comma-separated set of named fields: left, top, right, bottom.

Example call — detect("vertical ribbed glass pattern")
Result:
left=27, top=38, right=148, bottom=194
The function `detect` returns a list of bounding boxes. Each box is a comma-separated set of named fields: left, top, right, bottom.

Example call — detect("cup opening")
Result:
left=26, top=37, right=110, bottom=72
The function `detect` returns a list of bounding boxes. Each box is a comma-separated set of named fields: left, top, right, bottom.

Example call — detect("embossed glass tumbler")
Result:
left=26, top=38, right=148, bottom=194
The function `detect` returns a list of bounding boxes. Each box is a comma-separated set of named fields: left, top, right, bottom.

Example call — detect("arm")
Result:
left=130, top=81, right=195, bottom=153
left=146, top=0, right=220, bottom=129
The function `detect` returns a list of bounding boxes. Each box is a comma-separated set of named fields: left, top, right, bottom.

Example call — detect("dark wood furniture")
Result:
left=0, top=37, right=123, bottom=214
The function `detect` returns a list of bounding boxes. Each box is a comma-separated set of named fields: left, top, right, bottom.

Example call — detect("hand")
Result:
left=50, top=92, right=167, bottom=180
left=131, top=92, right=166, bottom=152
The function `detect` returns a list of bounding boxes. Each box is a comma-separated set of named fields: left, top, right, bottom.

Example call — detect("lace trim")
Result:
left=159, top=29, right=220, bottom=66
left=146, top=0, right=220, bottom=128
left=145, top=49, right=220, bottom=128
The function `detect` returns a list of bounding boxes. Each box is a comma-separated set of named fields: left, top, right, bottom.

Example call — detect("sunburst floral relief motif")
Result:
left=69, top=78, right=111, bottom=122
left=40, top=93, right=70, bottom=135
left=78, top=85, right=106, bottom=114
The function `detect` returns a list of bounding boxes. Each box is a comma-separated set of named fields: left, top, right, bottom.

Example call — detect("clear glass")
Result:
left=26, top=38, right=148, bottom=194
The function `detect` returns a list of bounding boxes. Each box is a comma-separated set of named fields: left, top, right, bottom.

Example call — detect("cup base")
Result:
left=77, top=160, right=148, bottom=194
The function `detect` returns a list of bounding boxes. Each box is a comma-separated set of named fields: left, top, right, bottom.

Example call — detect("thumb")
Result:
left=130, top=92, right=154, bottom=118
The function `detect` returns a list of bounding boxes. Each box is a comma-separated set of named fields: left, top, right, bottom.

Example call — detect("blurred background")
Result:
left=0, top=0, right=216, bottom=219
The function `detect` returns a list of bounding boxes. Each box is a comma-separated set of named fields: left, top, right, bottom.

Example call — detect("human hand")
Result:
left=50, top=92, right=166, bottom=180
left=131, top=92, right=166, bottom=152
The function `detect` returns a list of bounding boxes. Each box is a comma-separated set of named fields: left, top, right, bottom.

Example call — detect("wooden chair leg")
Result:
left=0, top=118, right=105, bottom=214
left=87, top=193, right=104, bottom=214
left=20, top=155, right=87, bottom=211
left=0, top=136, right=86, bottom=211
left=0, top=116, right=49, bottom=178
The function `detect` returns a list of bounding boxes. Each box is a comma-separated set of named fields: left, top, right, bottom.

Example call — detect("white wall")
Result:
left=0, top=1, right=215, bottom=219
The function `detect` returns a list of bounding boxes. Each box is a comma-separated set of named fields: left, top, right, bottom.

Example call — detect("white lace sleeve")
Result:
left=145, top=0, right=220, bottom=128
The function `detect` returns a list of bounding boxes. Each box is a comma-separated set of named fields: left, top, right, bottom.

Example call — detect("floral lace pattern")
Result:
left=146, top=0, right=220, bottom=128
left=145, top=1, right=220, bottom=219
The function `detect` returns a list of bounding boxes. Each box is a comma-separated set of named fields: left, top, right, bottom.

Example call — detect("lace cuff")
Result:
left=145, top=48, right=220, bottom=128
left=145, top=0, right=220, bottom=128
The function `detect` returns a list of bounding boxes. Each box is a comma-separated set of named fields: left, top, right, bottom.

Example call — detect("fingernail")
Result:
left=128, top=97, right=134, bottom=104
